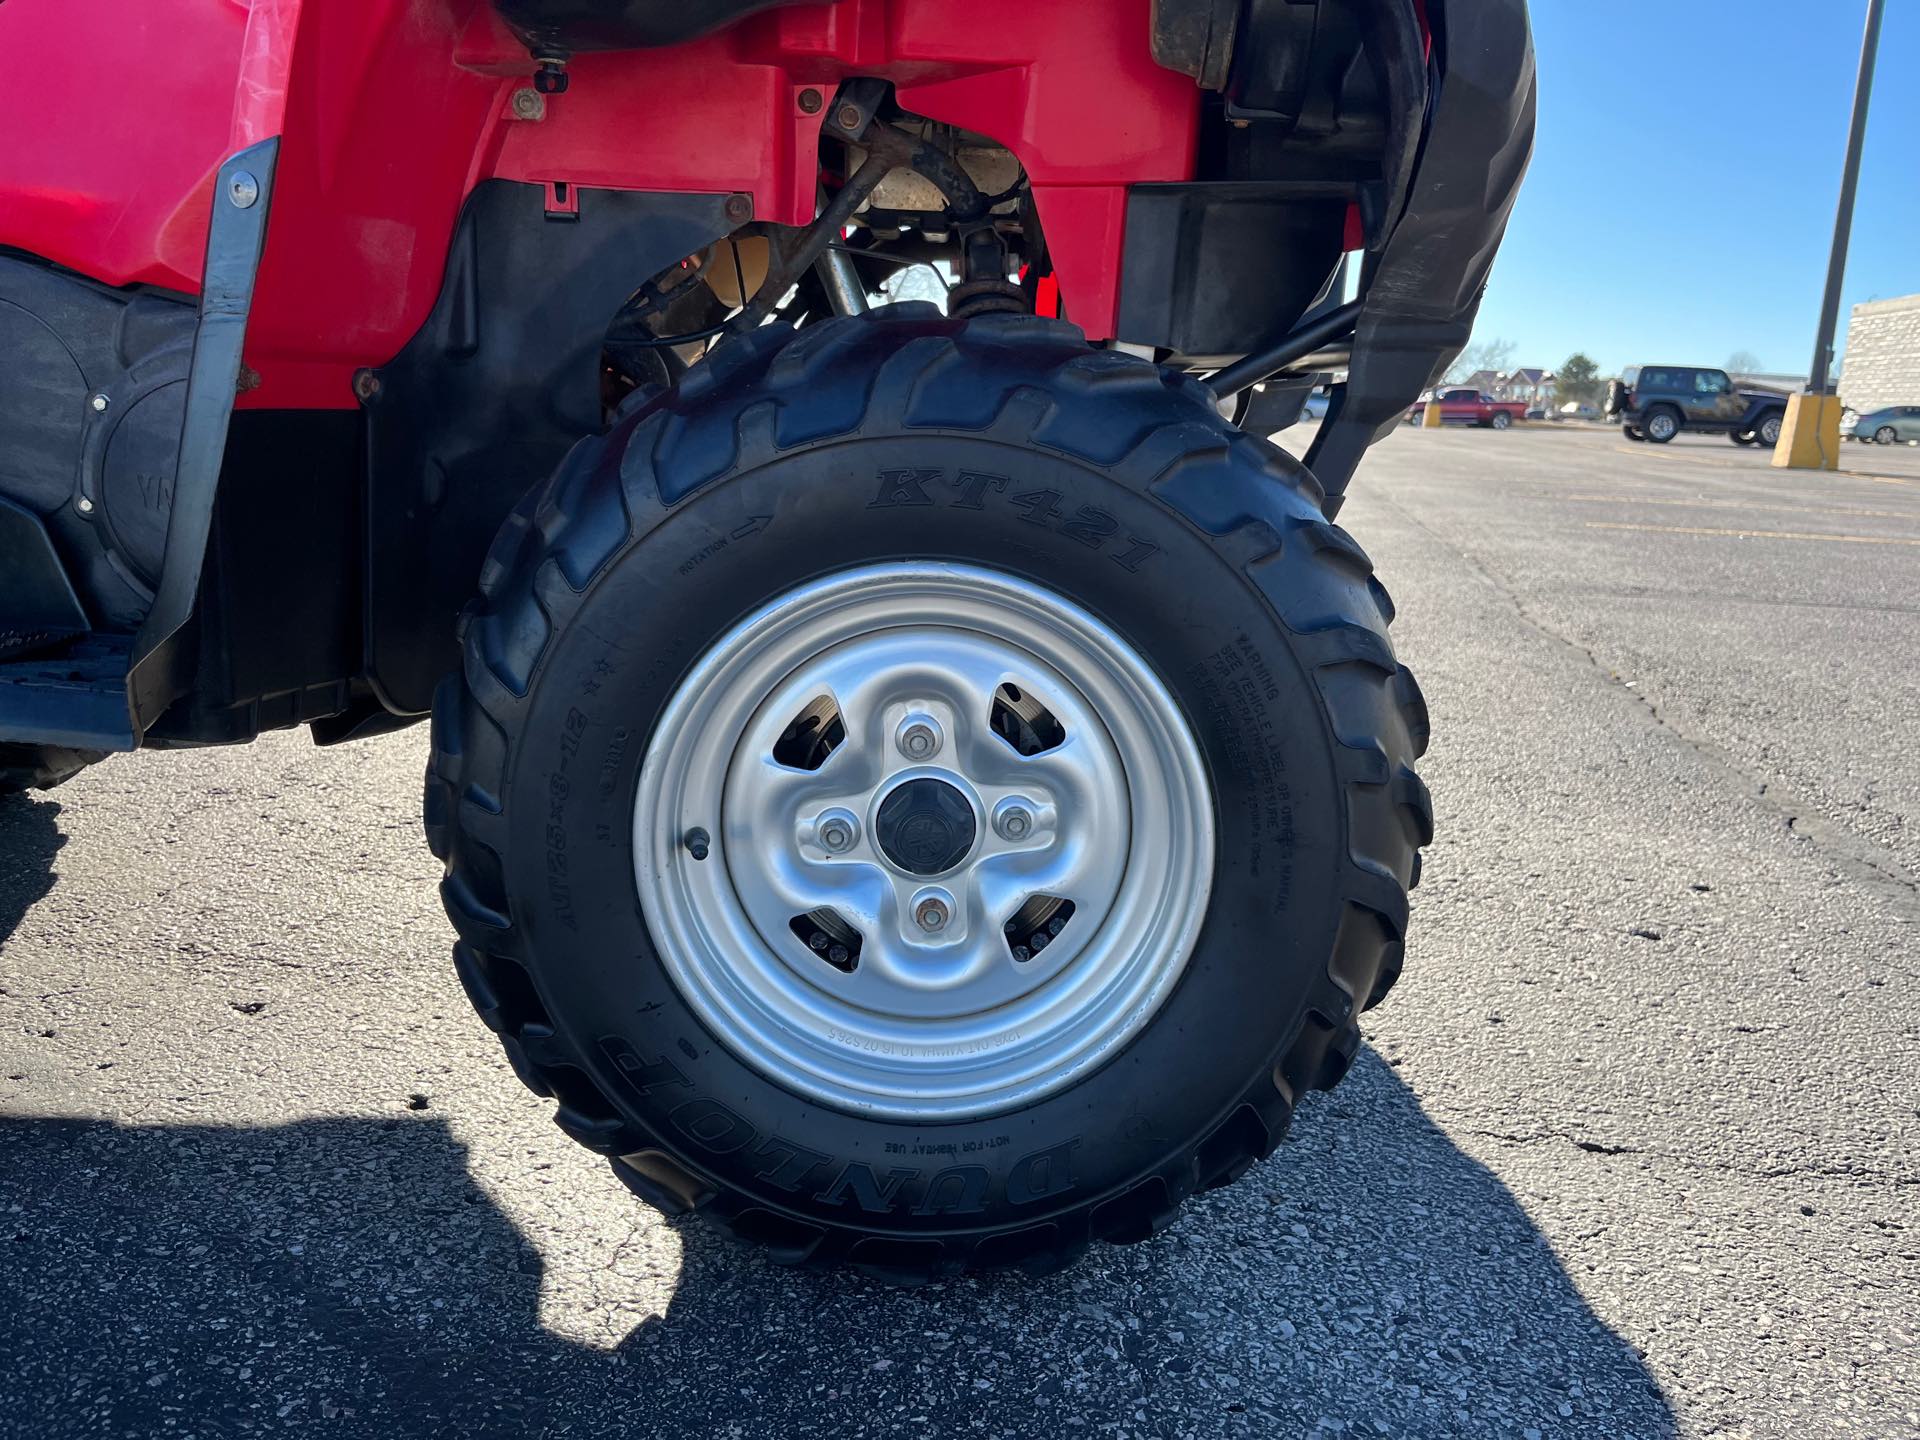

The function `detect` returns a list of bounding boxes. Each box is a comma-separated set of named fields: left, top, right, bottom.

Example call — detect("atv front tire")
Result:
left=426, top=307, right=1430, bottom=1279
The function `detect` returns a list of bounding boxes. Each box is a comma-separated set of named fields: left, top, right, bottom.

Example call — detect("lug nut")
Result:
left=896, top=717, right=941, bottom=761
left=993, top=803, right=1034, bottom=842
left=816, top=810, right=858, bottom=854
left=914, top=897, right=950, bottom=933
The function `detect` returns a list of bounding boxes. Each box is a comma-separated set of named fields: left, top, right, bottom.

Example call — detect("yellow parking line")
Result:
left=1584, top=521, right=1920, bottom=547
left=1552, top=493, right=1918, bottom=521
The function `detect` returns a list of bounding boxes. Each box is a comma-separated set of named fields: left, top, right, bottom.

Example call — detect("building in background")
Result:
left=1498, top=367, right=1556, bottom=406
left=1456, top=367, right=1558, bottom=402
left=1840, top=294, right=1920, bottom=412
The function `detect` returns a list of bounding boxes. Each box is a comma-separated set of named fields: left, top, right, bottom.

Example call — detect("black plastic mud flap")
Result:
left=359, top=182, right=735, bottom=716
left=1305, top=0, right=1536, bottom=515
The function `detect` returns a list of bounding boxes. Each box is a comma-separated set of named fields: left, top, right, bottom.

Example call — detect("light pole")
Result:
left=1776, top=0, right=1885, bottom=469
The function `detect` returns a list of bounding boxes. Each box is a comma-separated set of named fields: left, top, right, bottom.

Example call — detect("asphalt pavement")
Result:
left=2, top=422, right=1916, bottom=1438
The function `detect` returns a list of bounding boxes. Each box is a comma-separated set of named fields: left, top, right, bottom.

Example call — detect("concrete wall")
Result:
left=1840, top=294, right=1920, bottom=411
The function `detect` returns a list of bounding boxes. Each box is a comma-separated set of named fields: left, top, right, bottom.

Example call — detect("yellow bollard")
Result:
left=1421, top=395, right=1443, bottom=428
left=1771, top=393, right=1845, bottom=469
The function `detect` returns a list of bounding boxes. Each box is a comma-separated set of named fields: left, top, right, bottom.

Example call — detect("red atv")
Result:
left=0, top=0, right=1531, bottom=1277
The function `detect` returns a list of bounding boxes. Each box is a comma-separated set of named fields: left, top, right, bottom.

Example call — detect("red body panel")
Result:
left=0, top=0, right=1197, bottom=409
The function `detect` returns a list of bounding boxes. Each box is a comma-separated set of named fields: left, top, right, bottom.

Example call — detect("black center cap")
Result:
left=875, top=778, right=977, bottom=876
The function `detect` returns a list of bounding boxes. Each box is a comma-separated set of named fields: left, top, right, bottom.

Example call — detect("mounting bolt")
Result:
left=835, top=103, right=863, bottom=133
left=228, top=171, right=259, bottom=209
left=352, top=369, right=381, bottom=402
left=723, top=192, right=753, bottom=225
left=993, top=801, right=1034, bottom=843
left=914, top=896, right=951, bottom=933
left=684, top=827, right=711, bottom=861
left=797, top=87, right=823, bottom=114
left=76, top=496, right=95, bottom=515
left=509, top=87, right=546, bottom=121
left=815, top=810, right=858, bottom=855
left=89, top=393, right=110, bottom=413
left=896, top=716, right=941, bottom=761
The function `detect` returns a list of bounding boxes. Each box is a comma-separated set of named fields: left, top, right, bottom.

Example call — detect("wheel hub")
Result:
left=875, top=777, right=977, bottom=876
left=631, top=562, right=1216, bottom=1120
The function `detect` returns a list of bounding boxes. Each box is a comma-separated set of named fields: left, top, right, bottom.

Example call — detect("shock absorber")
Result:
left=948, top=225, right=1027, bottom=319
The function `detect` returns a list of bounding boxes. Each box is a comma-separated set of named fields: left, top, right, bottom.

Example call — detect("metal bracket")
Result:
left=126, top=138, right=278, bottom=733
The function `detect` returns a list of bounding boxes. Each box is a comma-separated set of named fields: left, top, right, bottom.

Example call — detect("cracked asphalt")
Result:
left=2, top=423, right=1916, bottom=1438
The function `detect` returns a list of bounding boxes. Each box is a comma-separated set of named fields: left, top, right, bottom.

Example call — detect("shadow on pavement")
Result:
left=0, top=1054, right=1675, bottom=1438
left=0, top=794, right=64, bottom=949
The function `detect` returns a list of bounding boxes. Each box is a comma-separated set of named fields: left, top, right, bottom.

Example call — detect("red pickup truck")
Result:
left=1408, top=388, right=1529, bottom=429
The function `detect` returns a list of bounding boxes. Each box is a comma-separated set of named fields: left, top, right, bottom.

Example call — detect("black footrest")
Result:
left=0, top=636, right=136, bottom=752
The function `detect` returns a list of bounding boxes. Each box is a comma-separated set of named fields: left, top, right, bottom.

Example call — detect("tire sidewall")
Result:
left=502, top=432, right=1349, bottom=1236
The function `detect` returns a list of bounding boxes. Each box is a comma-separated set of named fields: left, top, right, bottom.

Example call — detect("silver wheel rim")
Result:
left=1649, top=413, right=1676, bottom=440
left=1761, top=417, right=1781, bottom=444
left=633, top=562, right=1216, bottom=1120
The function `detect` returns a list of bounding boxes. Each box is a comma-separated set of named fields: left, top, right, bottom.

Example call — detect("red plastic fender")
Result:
left=0, top=0, right=1196, bottom=409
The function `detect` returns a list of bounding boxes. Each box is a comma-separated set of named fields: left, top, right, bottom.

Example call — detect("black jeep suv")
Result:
left=1606, top=366, right=1786, bottom=447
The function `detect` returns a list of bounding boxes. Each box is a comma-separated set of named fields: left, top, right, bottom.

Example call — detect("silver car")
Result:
left=1844, top=405, right=1920, bottom=444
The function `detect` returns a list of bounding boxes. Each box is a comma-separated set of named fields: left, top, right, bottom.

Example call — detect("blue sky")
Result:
left=1468, top=2, right=1920, bottom=379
